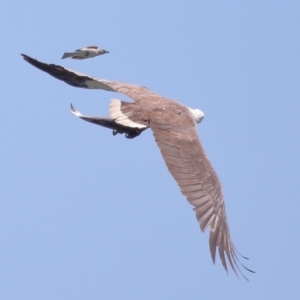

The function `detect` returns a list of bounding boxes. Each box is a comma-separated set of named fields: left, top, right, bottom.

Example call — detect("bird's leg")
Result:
left=112, top=129, right=121, bottom=136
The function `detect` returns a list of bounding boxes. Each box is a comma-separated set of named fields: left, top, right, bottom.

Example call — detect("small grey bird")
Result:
left=61, top=46, right=109, bottom=60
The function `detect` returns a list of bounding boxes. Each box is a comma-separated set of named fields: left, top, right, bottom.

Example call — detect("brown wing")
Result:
left=84, top=45, right=98, bottom=49
left=21, top=54, right=160, bottom=102
left=75, top=46, right=98, bottom=51
left=149, top=106, right=253, bottom=279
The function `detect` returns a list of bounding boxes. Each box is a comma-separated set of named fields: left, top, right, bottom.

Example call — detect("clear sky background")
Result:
left=1, top=1, right=300, bottom=299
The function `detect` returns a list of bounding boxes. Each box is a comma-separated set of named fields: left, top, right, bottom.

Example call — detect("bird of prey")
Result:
left=21, top=54, right=254, bottom=279
left=61, top=46, right=109, bottom=60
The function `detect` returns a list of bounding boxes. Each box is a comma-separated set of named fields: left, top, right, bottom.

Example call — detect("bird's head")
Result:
left=188, top=108, right=205, bottom=124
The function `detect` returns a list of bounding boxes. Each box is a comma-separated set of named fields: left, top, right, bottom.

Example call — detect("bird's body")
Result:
left=61, top=46, right=109, bottom=60
left=21, top=54, right=253, bottom=279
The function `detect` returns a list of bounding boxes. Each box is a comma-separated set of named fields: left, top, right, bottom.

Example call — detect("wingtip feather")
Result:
left=70, top=103, right=82, bottom=117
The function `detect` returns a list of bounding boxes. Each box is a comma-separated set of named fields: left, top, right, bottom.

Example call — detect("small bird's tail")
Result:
left=61, top=52, right=76, bottom=59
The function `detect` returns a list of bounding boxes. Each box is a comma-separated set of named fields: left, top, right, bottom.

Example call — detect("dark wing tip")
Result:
left=210, top=233, right=255, bottom=280
left=21, top=54, right=39, bottom=65
left=228, top=248, right=255, bottom=280
left=244, top=266, right=256, bottom=274
left=70, top=103, right=81, bottom=117
left=21, top=53, right=30, bottom=60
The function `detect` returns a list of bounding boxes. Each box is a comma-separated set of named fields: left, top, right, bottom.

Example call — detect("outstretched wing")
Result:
left=70, top=104, right=147, bottom=139
left=149, top=107, right=253, bottom=279
left=21, top=54, right=160, bottom=103
left=82, top=45, right=98, bottom=49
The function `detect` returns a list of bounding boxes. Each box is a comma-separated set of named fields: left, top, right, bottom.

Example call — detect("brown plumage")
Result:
left=21, top=54, right=254, bottom=279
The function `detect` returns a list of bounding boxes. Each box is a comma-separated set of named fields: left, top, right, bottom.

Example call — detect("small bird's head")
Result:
left=97, top=49, right=110, bottom=55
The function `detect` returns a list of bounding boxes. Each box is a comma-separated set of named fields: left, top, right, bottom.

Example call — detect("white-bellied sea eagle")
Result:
left=21, top=54, right=254, bottom=280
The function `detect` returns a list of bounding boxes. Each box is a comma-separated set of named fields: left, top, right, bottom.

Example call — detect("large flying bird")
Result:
left=61, top=45, right=109, bottom=60
left=21, top=54, right=254, bottom=279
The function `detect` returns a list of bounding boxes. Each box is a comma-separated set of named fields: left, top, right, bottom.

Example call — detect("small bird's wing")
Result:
left=149, top=107, right=254, bottom=279
left=21, top=54, right=159, bottom=102
left=82, top=45, right=98, bottom=49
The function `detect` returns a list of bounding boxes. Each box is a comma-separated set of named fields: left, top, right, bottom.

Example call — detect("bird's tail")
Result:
left=61, top=52, right=76, bottom=59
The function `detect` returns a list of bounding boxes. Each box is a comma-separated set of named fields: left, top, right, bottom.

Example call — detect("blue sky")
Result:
left=1, top=1, right=300, bottom=299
